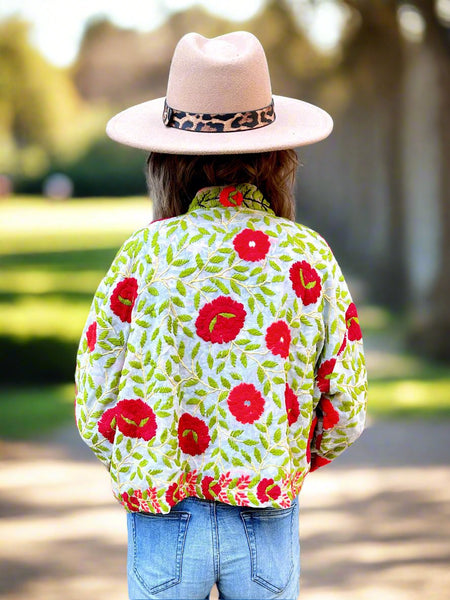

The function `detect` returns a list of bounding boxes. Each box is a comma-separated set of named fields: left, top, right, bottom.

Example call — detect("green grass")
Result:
left=368, top=376, right=450, bottom=418
left=0, top=383, right=75, bottom=440
left=0, top=195, right=151, bottom=340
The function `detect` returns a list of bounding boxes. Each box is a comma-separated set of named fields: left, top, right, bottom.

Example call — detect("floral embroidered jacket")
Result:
left=75, top=183, right=368, bottom=514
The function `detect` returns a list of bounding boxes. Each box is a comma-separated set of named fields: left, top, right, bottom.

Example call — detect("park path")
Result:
left=1, top=418, right=449, bottom=600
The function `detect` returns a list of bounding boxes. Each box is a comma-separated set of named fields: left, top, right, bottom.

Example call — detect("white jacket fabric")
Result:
left=75, top=183, right=368, bottom=513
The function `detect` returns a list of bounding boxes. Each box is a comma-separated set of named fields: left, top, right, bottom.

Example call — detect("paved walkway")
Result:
left=1, top=418, right=449, bottom=600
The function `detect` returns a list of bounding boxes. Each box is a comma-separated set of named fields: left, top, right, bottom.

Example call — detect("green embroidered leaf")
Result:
left=232, top=273, right=248, bottom=282
left=247, top=328, right=262, bottom=336
left=245, top=343, right=260, bottom=351
left=172, top=258, right=189, bottom=267
left=230, top=280, right=240, bottom=294
left=213, top=279, right=229, bottom=294
left=232, top=456, right=244, bottom=467
left=260, top=286, right=275, bottom=296
left=208, top=377, right=218, bottom=388
left=270, top=448, right=284, bottom=456
left=180, top=267, right=197, bottom=277
left=262, top=360, right=277, bottom=368
left=259, top=434, right=269, bottom=449
left=268, top=257, right=283, bottom=272
left=172, top=296, right=185, bottom=308
left=220, top=377, right=231, bottom=389
left=216, top=361, right=226, bottom=374
left=257, top=366, right=265, bottom=383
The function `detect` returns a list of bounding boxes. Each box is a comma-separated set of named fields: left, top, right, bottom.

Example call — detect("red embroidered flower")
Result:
left=338, top=335, right=347, bottom=356
left=178, top=413, right=211, bottom=455
left=98, top=406, right=118, bottom=443
left=86, top=321, right=97, bottom=352
left=320, top=397, right=340, bottom=430
left=265, top=321, right=291, bottom=358
left=110, top=277, right=138, bottom=323
left=310, top=455, right=331, bottom=472
left=195, top=296, right=246, bottom=343
left=257, top=478, right=281, bottom=502
left=201, top=476, right=222, bottom=500
left=115, top=399, right=157, bottom=441
left=219, top=185, right=244, bottom=207
left=289, top=261, right=322, bottom=305
left=316, top=359, right=336, bottom=394
left=346, top=302, right=362, bottom=341
left=306, top=416, right=318, bottom=463
left=121, top=490, right=141, bottom=511
left=284, top=383, right=300, bottom=426
left=227, top=383, right=265, bottom=424
left=165, top=482, right=182, bottom=507
left=233, top=229, right=270, bottom=262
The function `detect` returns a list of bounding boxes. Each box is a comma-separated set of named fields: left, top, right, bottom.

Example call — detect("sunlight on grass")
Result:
left=0, top=269, right=104, bottom=295
left=368, top=378, right=450, bottom=417
left=0, top=196, right=152, bottom=254
left=0, top=297, right=91, bottom=340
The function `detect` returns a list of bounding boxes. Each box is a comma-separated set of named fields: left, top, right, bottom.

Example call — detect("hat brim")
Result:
left=106, top=95, right=333, bottom=154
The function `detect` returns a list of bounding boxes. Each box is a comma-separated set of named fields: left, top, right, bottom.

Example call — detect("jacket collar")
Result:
left=187, top=183, right=275, bottom=215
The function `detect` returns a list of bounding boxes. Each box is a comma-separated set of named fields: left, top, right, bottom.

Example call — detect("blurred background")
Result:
left=0, top=1, right=449, bottom=599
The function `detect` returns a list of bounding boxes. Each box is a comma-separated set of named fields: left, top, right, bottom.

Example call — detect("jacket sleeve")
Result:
left=74, top=229, right=145, bottom=469
left=309, top=251, right=368, bottom=472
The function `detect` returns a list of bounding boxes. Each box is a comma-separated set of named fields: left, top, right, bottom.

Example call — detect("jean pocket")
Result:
left=240, top=504, right=295, bottom=593
left=129, top=510, right=191, bottom=595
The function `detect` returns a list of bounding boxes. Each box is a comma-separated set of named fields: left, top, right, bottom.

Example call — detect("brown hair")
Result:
left=145, top=150, right=299, bottom=221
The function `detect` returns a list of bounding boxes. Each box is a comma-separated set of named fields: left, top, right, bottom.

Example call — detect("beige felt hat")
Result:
left=106, top=31, right=333, bottom=154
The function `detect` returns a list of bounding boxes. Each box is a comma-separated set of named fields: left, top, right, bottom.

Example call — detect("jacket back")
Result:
left=75, top=183, right=368, bottom=513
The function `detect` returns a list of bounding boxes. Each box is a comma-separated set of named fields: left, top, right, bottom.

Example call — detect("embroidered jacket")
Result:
left=75, top=183, right=368, bottom=514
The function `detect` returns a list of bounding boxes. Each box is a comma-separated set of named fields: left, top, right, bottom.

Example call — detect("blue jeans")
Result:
left=126, top=495, right=300, bottom=600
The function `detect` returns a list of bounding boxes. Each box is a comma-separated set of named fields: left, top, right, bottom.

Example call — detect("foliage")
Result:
left=0, top=17, right=83, bottom=174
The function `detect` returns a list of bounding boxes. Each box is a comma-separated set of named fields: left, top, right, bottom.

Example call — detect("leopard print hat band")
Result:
left=162, top=99, right=276, bottom=133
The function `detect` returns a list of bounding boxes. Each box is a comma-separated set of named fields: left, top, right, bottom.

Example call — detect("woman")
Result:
left=75, top=31, right=368, bottom=600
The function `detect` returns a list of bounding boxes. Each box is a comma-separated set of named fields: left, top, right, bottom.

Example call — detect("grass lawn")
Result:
left=1, top=195, right=449, bottom=441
